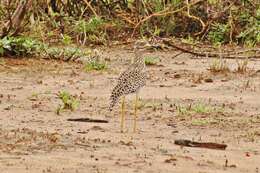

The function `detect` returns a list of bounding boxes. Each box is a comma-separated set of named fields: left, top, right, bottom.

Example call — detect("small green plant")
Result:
left=170, top=0, right=182, bottom=7
left=75, top=17, right=104, bottom=34
left=181, top=35, right=198, bottom=45
left=177, top=103, right=213, bottom=116
left=192, top=103, right=211, bottom=113
left=237, top=9, right=260, bottom=46
left=84, top=60, right=106, bottom=71
left=209, top=59, right=230, bottom=73
left=61, top=34, right=72, bottom=45
left=0, top=36, right=43, bottom=56
left=56, top=91, right=79, bottom=114
left=208, top=23, right=230, bottom=45
left=145, top=56, right=160, bottom=65
left=177, top=106, right=190, bottom=116
left=74, top=16, right=106, bottom=44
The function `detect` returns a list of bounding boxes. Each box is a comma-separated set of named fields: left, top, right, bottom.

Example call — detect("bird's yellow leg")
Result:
left=120, top=96, right=125, bottom=133
left=133, top=93, right=138, bottom=133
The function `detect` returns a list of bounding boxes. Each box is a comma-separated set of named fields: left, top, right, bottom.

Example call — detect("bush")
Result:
left=0, top=37, right=43, bottom=56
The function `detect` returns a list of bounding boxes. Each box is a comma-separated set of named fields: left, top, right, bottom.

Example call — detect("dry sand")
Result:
left=0, top=47, right=260, bottom=173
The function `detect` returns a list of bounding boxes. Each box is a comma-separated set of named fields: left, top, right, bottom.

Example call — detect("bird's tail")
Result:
left=109, top=91, right=120, bottom=112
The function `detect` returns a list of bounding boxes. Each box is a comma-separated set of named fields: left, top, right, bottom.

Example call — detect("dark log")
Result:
left=67, top=118, right=108, bottom=123
left=174, top=139, right=227, bottom=150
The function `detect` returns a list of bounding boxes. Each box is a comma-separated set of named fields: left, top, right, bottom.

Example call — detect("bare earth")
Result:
left=0, top=47, right=260, bottom=173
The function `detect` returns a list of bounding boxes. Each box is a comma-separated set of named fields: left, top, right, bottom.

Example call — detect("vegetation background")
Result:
left=0, top=2, right=260, bottom=172
left=0, top=0, right=259, bottom=58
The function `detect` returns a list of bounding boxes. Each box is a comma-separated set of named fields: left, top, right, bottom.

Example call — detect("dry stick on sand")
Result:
left=67, top=118, right=108, bottom=123
left=174, top=139, right=227, bottom=150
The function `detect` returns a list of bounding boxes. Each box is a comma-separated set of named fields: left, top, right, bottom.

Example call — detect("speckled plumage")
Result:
left=109, top=42, right=147, bottom=111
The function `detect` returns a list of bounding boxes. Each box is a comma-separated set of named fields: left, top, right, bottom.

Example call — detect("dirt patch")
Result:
left=0, top=48, right=260, bottom=173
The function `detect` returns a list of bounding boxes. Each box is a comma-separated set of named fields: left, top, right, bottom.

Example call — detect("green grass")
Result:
left=45, top=46, right=90, bottom=60
left=56, top=91, right=79, bottom=114
left=144, top=56, right=160, bottom=65
left=190, top=119, right=219, bottom=126
left=177, top=103, right=221, bottom=116
left=176, top=102, right=226, bottom=127
left=208, top=23, right=229, bottom=45
left=0, top=36, right=43, bottom=56
left=192, top=103, right=211, bottom=113
left=84, top=61, right=107, bottom=71
left=74, top=17, right=104, bottom=34
left=73, top=16, right=107, bottom=44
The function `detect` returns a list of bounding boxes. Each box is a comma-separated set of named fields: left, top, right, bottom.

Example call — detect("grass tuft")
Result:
left=236, top=59, right=248, bottom=73
left=56, top=91, right=79, bottom=115
left=84, top=61, right=107, bottom=71
left=209, top=59, right=230, bottom=73
left=145, top=56, right=160, bottom=66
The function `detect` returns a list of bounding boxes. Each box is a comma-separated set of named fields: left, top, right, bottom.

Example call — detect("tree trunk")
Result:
left=1, top=0, right=33, bottom=38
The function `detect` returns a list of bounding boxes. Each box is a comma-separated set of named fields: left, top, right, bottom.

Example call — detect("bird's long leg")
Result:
left=120, top=96, right=126, bottom=133
left=133, top=93, right=138, bottom=133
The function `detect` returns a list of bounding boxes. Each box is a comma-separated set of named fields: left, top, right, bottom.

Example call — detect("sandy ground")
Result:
left=0, top=47, right=260, bottom=173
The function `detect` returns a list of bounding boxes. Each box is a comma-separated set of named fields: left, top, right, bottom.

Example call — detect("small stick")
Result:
left=67, top=118, right=108, bottom=123
left=174, top=139, right=227, bottom=150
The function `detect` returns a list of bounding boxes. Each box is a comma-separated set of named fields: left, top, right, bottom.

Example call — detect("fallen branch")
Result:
left=67, top=118, right=108, bottom=123
left=174, top=139, right=227, bottom=150
left=162, top=38, right=260, bottom=59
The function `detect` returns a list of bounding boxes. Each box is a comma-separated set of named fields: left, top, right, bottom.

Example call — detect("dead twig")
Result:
left=82, top=0, right=97, bottom=17
left=67, top=118, right=108, bottom=123
left=174, top=139, right=227, bottom=150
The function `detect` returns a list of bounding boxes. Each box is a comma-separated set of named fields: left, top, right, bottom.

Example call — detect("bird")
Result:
left=109, top=40, right=151, bottom=133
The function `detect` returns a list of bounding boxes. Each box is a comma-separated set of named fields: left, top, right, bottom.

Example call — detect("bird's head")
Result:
left=133, top=39, right=152, bottom=51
